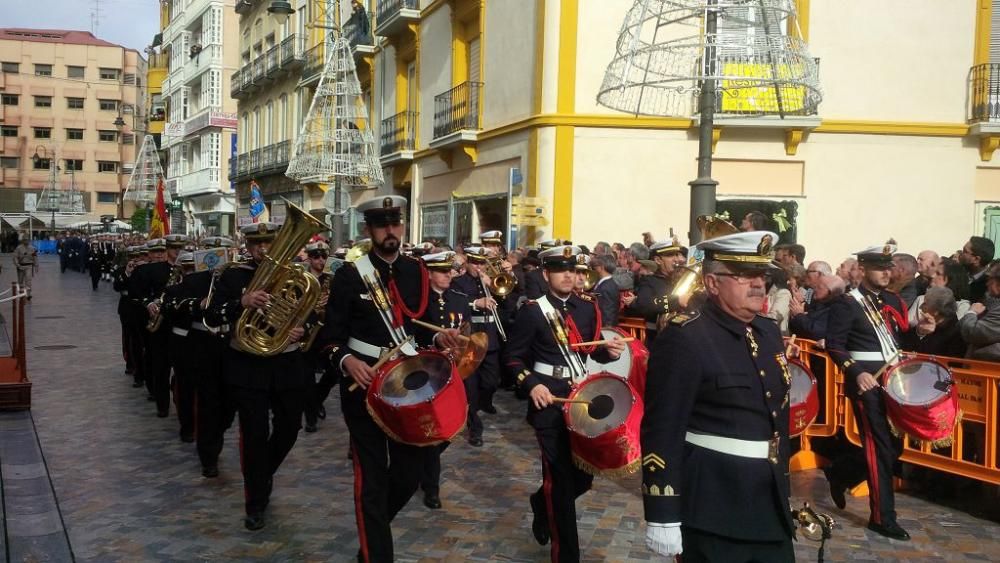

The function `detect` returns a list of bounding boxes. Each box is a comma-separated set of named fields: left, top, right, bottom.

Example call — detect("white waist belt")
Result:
left=348, top=337, right=385, bottom=358
left=533, top=361, right=571, bottom=379
left=171, top=327, right=189, bottom=337
left=470, top=315, right=495, bottom=323
left=190, top=322, right=209, bottom=332
left=685, top=432, right=770, bottom=459
left=849, top=351, right=884, bottom=361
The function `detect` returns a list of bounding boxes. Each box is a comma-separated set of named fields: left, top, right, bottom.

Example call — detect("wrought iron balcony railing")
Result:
left=376, top=0, right=419, bottom=25
left=344, top=14, right=375, bottom=51
left=232, top=35, right=304, bottom=98
left=433, top=81, right=483, bottom=139
left=380, top=111, right=418, bottom=155
left=970, top=63, right=1000, bottom=123
left=302, top=43, right=326, bottom=84
left=229, top=140, right=292, bottom=182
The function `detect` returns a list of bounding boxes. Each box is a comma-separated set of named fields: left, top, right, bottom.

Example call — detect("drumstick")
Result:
left=411, top=319, right=471, bottom=342
left=569, top=337, right=635, bottom=348
left=348, top=336, right=415, bottom=392
left=551, top=398, right=591, bottom=405
left=785, top=335, right=797, bottom=357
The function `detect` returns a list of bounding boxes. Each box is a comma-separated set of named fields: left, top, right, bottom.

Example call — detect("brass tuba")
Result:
left=232, top=201, right=327, bottom=356
left=581, top=269, right=601, bottom=292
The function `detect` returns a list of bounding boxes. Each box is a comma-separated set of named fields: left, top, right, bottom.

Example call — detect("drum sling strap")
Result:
left=356, top=254, right=418, bottom=357
left=536, top=296, right=588, bottom=384
left=848, top=289, right=900, bottom=366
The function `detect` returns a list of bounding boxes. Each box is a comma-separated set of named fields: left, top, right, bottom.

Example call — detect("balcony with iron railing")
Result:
left=344, top=14, right=376, bottom=57
left=301, top=43, right=326, bottom=86
left=380, top=111, right=417, bottom=164
left=375, top=0, right=420, bottom=37
left=229, top=140, right=292, bottom=182
left=174, top=166, right=225, bottom=198
left=970, top=63, right=1000, bottom=123
left=432, top=81, right=482, bottom=143
left=231, top=34, right=305, bottom=98
left=184, top=43, right=223, bottom=82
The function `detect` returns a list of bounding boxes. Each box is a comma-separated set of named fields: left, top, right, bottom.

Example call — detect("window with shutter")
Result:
left=469, top=37, right=481, bottom=84
left=991, top=0, right=1000, bottom=63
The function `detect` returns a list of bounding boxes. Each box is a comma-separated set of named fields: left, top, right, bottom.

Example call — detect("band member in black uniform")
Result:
left=114, top=246, right=144, bottom=383
left=504, top=245, right=624, bottom=563
left=130, top=236, right=185, bottom=416
left=302, top=240, right=333, bottom=433
left=205, top=223, right=311, bottom=530
left=318, top=196, right=462, bottom=563
left=624, top=238, right=687, bottom=345
left=87, top=241, right=103, bottom=290
left=824, top=241, right=911, bottom=541
left=642, top=231, right=795, bottom=562
left=417, top=251, right=471, bottom=510
left=452, top=246, right=515, bottom=437
left=523, top=240, right=564, bottom=299
left=184, top=236, right=237, bottom=478
left=162, top=251, right=198, bottom=442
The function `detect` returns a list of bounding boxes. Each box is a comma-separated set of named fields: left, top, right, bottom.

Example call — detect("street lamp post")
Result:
left=114, top=114, right=127, bottom=220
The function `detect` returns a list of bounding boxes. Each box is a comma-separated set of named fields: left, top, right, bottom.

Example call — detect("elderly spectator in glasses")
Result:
left=788, top=274, right=845, bottom=344
left=889, top=253, right=920, bottom=307
left=915, top=250, right=940, bottom=296
left=899, top=287, right=966, bottom=357
left=909, top=258, right=971, bottom=326
left=959, top=261, right=1000, bottom=361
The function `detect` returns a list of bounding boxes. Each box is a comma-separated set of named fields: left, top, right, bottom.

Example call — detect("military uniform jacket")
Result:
left=128, top=261, right=176, bottom=333
left=204, top=262, right=309, bottom=390
left=625, top=273, right=671, bottom=324
left=640, top=301, right=793, bottom=541
left=504, top=292, right=611, bottom=429
left=451, top=272, right=513, bottom=352
left=422, top=288, right=472, bottom=330
left=825, top=286, right=906, bottom=395
left=163, top=274, right=199, bottom=331
left=318, top=252, right=434, bottom=415
left=112, top=265, right=133, bottom=317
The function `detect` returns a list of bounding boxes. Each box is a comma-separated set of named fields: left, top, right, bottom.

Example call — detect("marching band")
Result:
left=100, top=196, right=960, bottom=563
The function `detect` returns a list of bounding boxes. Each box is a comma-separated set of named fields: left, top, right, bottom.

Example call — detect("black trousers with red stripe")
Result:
left=344, top=412, right=426, bottom=563
left=531, top=423, right=594, bottom=563
left=190, top=330, right=234, bottom=469
left=850, top=389, right=902, bottom=525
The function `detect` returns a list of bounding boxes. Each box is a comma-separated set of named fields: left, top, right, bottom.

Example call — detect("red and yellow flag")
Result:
left=149, top=178, right=170, bottom=238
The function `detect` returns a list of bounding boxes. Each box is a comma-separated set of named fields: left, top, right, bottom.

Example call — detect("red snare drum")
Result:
left=882, top=358, right=958, bottom=444
left=584, top=327, right=650, bottom=397
left=366, top=350, right=468, bottom=447
left=562, top=373, right=644, bottom=478
left=787, top=358, right=819, bottom=437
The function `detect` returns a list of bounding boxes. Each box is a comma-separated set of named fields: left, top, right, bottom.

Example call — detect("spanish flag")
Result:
left=149, top=178, right=170, bottom=238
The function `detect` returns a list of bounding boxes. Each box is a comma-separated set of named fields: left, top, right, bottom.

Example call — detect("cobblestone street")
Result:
left=0, top=256, right=997, bottom=562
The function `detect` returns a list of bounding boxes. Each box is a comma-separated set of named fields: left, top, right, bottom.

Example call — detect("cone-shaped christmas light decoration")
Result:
left=124, top=134, right=170, bottom=205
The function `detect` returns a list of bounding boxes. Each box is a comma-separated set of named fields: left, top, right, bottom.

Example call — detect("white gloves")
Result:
left=645, top=522, right=683, bottom=557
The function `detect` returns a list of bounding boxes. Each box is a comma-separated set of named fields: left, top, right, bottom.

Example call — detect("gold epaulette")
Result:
left=576, top=292, right=595, bottom=302
left=670, top=311, right=700, bottom=326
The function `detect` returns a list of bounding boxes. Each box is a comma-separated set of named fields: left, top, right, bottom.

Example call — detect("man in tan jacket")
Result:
left=13, top=236, right=36, bottom=299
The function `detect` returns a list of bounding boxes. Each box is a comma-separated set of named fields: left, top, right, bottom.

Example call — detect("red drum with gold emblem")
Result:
left=584, top=327, right=650, bottom=397
left=562, top=373, right=644, bottom=478
left=788, top=358, right=820, bottom=437
left=882, top=358, right=959, bottom=445
left=366, top=349, right=468, bottom=446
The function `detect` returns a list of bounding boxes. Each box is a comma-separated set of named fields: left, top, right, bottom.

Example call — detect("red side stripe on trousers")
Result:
left=536, top=437, right=560, bottom=563
left=351, top=440, right=370, bottom=563
left=855, top=399, right=882, bottom=524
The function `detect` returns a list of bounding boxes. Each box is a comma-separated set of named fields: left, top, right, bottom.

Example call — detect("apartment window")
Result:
left=33, top=157, right=50, bottom=170
left=1, top=126, right=17, bottom=137
left=34, top=96, right=52, bottom=108
left=1, top=62, right=18, bottom=73
left=34, top=64, right=52, bottom=76
left=34, top=127, right=51, bottom=139
left=99, top=68, right=120, bottom=80
left=96, top=192, right=117, bottom=203
left=64, top=159, right=84, bottom=171
left=99, top=99, right=118, bottom=111
left=1, top=94, right=19, bottom=106
left=66, top=128, right=84, bottom=140
left=97, top=161, right=118, bottom=173
left=122, top=133, right=135, bottom=145
left=67, top=97, right=84, bottom=109
left=98, top=130, right=118, bottom=142
left=0, top=157, right=18, bottom=169
left=123, top=73, right=136, bottom=85
left=67, top=65, right=85, bottom=79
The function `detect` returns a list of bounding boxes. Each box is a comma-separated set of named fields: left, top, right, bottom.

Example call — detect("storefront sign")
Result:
left=421, top=205, right=449, bottom=240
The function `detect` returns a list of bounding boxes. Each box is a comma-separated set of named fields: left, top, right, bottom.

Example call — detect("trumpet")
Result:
left=146, top=266, right=183, bottom=332
left=301, top=272, right=333, bottom=352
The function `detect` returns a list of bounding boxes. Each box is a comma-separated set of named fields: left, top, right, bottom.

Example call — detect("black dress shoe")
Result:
left=529, top=494, right=550, bottom=546
left=867, top=521, right=910, bottom=541
left=423, top=492, right=442, bottom=509
left=180, top=434, right=195, bottom=443
left=829, top=479, right=846, bottom=510
left=244, top=513, right=266, bottom=531
left=469, top=436, right=483, bottom=447
left=304, top=423, right=317, bottom=433
left=481, top=404, right=498, bottom=414
left=202, top=465, right=219, bottom=478
left=317, top=405, right=326, bottom=420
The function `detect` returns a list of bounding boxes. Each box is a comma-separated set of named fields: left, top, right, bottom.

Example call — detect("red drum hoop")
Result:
left=366, top=349, right=468, bottom=446
left=788, top=358, right=819, bottom=437
left=563, top=373, right=644, bottom=478
left=584, top=327, right=650, bottom=397
left=882, top=357, right=959, bottom=444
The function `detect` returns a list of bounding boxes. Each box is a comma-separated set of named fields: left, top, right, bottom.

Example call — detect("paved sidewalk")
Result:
left=1, top=255, right=999, bottom=562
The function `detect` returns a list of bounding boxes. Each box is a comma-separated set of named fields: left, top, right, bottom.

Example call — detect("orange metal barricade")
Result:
left=788, top=339, right=842, bottom=471
left=618, top=317, right=648, bottom=343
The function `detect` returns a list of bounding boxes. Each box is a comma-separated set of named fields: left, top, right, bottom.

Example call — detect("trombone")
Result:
left=478, top=273, right=508, bottom=342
